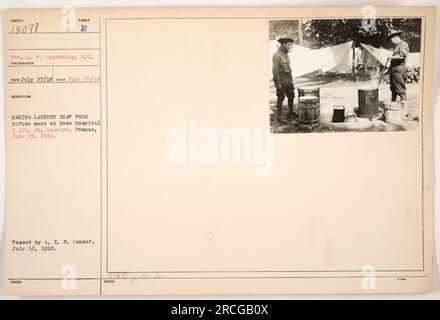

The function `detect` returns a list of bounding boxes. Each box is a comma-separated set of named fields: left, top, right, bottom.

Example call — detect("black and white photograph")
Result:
left=269, top=18, right=422, bottom=133
left=1, top=3, right=438, bottom=300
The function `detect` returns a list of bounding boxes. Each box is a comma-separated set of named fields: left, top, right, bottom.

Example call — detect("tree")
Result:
left=282, top=18, right=422, bottom=51
left=268, top=20, right=299, bottom=42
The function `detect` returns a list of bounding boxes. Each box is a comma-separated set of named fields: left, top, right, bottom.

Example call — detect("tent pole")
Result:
left=351, top=41, right=356, bottom=81
left=352, top=42, right=356, bottom=77
left=298, top=20, right=304, bottom=45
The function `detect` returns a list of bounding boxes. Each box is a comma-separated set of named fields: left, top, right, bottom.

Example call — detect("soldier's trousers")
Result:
left=276, top=84, right=295, bottom=118
left=390, top=66, right=407, bottom=101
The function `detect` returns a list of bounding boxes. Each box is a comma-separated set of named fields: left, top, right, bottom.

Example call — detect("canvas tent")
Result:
left=360, top=43, right=420, bottom=68
left=269, top=40, right=421, bottom=80
left=269, top=40, right=353, bottom=78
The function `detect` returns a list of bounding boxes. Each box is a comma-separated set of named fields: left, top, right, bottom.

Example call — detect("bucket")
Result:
left=332, top=105, right=345, bottom=123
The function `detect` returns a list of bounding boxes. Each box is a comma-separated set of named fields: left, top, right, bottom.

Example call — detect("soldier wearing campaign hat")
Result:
left=272, top=37, right=295, bottom=122
left=386, top=29, right=409, bottom=103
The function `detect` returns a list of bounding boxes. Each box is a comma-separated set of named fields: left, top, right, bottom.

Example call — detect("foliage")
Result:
left=269, top=18, right=421, bottom=51
left=268, top=20, right=300, bottom=41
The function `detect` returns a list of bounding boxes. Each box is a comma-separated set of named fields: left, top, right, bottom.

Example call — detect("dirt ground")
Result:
left=269, top=73, right=420, bottom=133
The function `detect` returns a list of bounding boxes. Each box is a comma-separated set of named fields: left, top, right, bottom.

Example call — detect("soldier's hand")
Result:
left=276, top=86, right=284, bottom=95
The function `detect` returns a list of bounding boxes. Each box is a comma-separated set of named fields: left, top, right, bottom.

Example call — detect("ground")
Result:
left=269, top=73, right=420, bottom=133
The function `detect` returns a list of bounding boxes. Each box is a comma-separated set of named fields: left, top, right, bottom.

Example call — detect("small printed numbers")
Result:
left=11, top=23, right=39, bottom=34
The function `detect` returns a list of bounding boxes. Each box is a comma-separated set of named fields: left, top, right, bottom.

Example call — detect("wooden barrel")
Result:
left=383, top=101, right=404, bottom=111
left=383, top=102, right=404, bottom=124
left=332, top=105, right=345, bottom=123
left=298, top=95, right=320, bottom=128
left=298, top=86, right=320, bottom=100
left=358, top=87, right=379, bottom=119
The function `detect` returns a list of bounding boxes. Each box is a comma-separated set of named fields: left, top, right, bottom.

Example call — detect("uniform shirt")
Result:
left=390, top=40, right=409, bottom=67
left=272, top=49, right=293, bottom=88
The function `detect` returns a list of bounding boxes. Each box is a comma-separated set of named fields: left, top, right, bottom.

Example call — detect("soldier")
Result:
left=386, top=29, right=409, bottom=103
left=272, top=37, right=295, bottom=122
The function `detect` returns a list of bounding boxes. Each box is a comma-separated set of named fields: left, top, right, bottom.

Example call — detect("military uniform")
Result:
left=389, top=36, right=409, bottom=101
left=272, top=46, right=295, bottom=120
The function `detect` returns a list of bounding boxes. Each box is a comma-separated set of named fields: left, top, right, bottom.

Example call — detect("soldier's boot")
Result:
left=277, top=105, right=283, bottom=123
left=391, top=91, right=398, bottom=102
left=287, top=97, right=295, bottom=119
left=276, top=97, right=284, bottom=123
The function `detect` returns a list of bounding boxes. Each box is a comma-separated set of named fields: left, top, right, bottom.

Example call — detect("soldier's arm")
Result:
left=398, top=42, right=409, bottom=58
left=272, top=54, right=281, bottom=88
left=390, top=42, right=409, bottom=60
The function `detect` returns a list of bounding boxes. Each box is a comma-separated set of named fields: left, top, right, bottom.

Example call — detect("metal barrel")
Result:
left=358, top=87, right=379, bottom=119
